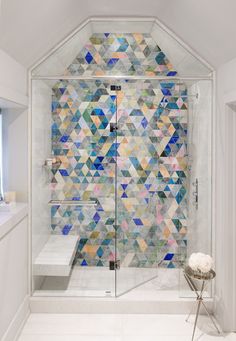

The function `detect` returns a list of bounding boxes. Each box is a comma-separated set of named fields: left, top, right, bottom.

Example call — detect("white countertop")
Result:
left=0, top=202, right=28, bottom=239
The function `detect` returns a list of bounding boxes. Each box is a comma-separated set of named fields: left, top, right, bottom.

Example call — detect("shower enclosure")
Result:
left=30, top=19, right=213, bottom=298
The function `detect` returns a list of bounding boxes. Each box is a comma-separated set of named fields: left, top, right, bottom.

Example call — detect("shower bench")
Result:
left=34, top=235, right=79, bottom=277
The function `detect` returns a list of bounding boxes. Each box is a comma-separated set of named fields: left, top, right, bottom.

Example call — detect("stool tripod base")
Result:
left=184, top=268, right=221, bottom=340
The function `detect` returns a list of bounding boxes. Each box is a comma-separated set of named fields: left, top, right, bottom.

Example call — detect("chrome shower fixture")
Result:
left=192, top=178, right=198, bottom=210
left=44, top=157, right=61, bottom=167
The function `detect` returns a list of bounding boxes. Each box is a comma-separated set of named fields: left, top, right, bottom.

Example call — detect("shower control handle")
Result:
left=110, top=123, right=118, bottom=132
left=192, top=178, right=198, bottom=210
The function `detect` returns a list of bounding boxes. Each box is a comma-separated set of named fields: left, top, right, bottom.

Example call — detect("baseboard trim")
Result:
left=2, top=295, right=30, bottom=341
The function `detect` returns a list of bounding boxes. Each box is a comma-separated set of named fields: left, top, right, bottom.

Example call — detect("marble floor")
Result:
left=18, top=313, right=236, bottom=341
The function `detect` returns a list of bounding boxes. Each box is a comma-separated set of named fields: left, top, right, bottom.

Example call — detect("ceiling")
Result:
left=0, top=0, right=235, bottom=69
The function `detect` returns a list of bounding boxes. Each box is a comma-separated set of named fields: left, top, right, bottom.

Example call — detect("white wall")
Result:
left=2, top=109, right=28, bottom=201
left=0, top=47, right=28, bottom=201
left=0, top=216, right=29, bottom=341
left=215, top=58, right=236, bottom=331
left=0, top=48, right=27, bottom=106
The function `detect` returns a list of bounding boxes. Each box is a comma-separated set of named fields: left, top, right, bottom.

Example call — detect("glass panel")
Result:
left=151, top=25, right=212, bottom=77
left=32, top=20, right=212, bottom=77
left=0, top=113, right=3, bottom=200
left=31, top=79, right=116, bottom=297
left=115, top=79, right=189, bottom=296
left=178, top=80, right=212, bottom=298
left=31, top=78, right=212, bottom=298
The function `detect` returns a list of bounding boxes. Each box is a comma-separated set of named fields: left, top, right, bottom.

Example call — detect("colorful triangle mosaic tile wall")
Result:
left=66, top=33, right=177, bottom=76
left=51, top=33, right=188, bottom=268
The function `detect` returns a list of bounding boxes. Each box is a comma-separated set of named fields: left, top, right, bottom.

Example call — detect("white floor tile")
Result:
left=21, top=314, right=122, bottom=335
left=18, top=313, right=236, bottom=341
left=18, top=336, right=122, bottom=341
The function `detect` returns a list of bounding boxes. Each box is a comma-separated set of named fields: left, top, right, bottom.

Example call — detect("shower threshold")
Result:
left=30, top=287, right=213, bottom=315
left=31, top=267, right=213, bottom=314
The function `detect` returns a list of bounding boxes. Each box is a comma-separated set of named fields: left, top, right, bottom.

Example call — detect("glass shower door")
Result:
left=115, top=79, right=189, bottom=296
left=115, top=80, right=160, bottom=296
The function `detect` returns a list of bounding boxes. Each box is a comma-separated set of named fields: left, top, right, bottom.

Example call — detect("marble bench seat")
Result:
left=34, top=235, right=79, bottom=276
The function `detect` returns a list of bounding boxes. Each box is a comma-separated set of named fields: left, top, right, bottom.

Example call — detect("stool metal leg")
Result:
left=185, top=274, right=202, bottom=323
left=184, top=268, right=219, bottom=340
left=186, top=302, right=195, bottom=322
left=188, top=279, right=206, bottom=341
left=201, top=301, right=221, bottom=334
left=191, top=297, right=202, bottom=341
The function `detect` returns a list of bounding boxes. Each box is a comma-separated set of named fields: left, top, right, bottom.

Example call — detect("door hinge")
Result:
left=109, top=260, right=120, bottom=270
left=110, top=85, right=121, bottom=91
